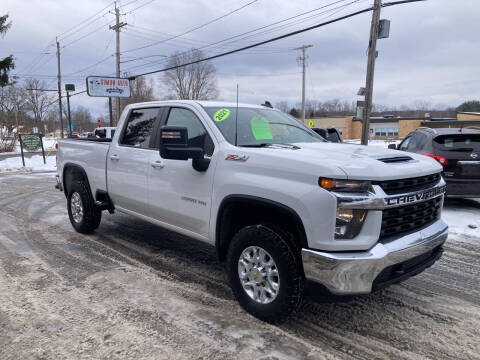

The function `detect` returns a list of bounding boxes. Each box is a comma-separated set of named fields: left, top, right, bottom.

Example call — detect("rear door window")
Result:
left=121, top=108, right=160, bottom=148
left=433, top=134, right=480, bottom=152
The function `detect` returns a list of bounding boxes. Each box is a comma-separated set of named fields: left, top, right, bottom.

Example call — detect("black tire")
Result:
left=226, top=225, right=304, bottom=324
left=67, top=180, right=102, bottom=234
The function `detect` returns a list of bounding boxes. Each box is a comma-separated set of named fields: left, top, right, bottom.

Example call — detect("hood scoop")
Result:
left=375, top=155, right=414, bottom=163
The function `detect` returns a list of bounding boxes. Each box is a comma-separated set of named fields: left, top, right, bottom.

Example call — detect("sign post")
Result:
left=19, top=134, right=46, bottom=167
left=86, top=76, right=131, bottom=126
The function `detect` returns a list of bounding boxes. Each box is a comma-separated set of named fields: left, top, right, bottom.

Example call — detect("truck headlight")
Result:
left=335, top=209, right=367, bottom=239
left=319, top=178, right=372, bottom=193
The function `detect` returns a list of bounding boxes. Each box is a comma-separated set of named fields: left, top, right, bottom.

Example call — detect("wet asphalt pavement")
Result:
left=0, top=172, right=479, bottom=359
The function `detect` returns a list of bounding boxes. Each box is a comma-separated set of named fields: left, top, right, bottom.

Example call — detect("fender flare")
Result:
left=62, top=163, right=92, bottom=197
left=215, top=194, right=308, bottom=259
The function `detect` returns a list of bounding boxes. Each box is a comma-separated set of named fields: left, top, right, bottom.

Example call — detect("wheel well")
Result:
left=215, top=196, right=308, bottom=262
left=63, top=164, right=89, bottom=197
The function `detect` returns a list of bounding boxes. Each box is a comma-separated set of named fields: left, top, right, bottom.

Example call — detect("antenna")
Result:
left=235, top=84, right=239, bottom=146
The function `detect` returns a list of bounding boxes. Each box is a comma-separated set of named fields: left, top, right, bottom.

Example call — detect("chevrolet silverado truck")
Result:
left=56, top=100, right=448, bottom=323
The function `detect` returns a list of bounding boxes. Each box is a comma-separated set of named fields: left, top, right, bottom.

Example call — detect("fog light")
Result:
left=335, top=209, right=367, bottom=239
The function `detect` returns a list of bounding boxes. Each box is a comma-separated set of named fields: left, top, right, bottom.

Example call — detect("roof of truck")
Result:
left=129, top=100, right=270, bottom=109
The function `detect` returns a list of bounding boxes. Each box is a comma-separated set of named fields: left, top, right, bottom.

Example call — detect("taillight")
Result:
left=424, top=153, right=448, bottom=165
left=55, top=143, right=58, bottom=149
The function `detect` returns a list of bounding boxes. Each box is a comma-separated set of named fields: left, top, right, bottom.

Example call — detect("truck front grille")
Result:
left=375, top=173, right=441, bottom=195
left=380, top=197, right=441, bottom=241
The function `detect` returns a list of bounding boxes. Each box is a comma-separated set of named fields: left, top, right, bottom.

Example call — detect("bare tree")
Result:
left=121, top=76, right=155, bottom=109
left=275, top=100, right=289, bottom=113
left=109, top=76, right=157, bottom=121
left=24, top=79, right=54, bottom=130
left=0, top=84, right=27, bottom=151
left=162, top=49, right=218, bottom=100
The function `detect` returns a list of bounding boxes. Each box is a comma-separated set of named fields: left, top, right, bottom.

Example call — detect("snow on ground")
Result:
left=1, top=137, right=57, bottom=155
left=0, top=154, right=56, bottom=173
left=443, top=199, right=480, bottom=240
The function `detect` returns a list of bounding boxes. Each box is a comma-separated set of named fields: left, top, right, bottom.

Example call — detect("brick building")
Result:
left=306, top=112, right=480, bottom=140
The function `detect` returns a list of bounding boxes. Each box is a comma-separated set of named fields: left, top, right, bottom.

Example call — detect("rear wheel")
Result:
left=67, top=181, right=102, bottom=233
left=226, top=225, right=304, bottom=324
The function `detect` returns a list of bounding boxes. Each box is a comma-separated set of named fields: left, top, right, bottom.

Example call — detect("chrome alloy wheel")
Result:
left=70, top=192, right=84, bottom=223
left=238, top=246, right=280, bottom=304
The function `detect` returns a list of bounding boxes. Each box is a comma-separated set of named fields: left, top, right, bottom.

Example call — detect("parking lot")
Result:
left=0, top=172, right=479, bottom=360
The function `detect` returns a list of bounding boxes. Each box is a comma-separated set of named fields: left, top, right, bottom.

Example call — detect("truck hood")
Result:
left=241, top=142, right=442, bottom=181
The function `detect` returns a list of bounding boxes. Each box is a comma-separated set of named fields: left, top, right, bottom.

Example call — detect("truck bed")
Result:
left=57, top=138, right=110, bottom=196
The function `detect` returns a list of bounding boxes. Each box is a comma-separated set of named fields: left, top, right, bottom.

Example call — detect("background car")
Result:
left=311, top=127, right=342, bottom=142
left=391, top=127, right=480, bottom=197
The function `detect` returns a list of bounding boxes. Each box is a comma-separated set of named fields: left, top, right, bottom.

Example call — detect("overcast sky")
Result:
left=2, top=0, right=479, bottom=118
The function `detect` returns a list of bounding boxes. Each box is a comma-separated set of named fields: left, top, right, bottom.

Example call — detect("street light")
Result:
left=65, top=84, right=75, bottom=136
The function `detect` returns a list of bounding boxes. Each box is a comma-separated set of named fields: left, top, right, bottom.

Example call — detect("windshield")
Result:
left=204, top=106, right=324, bottom=146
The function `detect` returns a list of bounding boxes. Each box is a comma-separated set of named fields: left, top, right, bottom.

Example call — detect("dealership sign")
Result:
left=86, top=76, right=131, bottom=98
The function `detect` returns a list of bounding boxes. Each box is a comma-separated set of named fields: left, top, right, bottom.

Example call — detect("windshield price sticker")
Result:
left=308, top=120, right=314, bottom=127
left=214, top=108, right=231, bottom=122
left=251, top=117, right=273, bottom=140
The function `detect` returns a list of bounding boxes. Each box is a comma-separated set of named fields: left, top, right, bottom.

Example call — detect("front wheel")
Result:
left=67, top=181, right=102, bottom=233
left=226, top=225, right=304, bottom=324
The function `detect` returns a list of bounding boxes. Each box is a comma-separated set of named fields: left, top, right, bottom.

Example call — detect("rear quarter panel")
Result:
left=58, top=139, right=109, bottom=197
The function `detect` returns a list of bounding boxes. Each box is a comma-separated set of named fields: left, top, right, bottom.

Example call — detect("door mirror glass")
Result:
left=388, top=144, right=397, bottom=150
left=159, top=126, right=204, bottom=160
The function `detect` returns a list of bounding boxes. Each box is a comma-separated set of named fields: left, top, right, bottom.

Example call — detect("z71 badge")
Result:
left=385, top=186, right=446, bottom=206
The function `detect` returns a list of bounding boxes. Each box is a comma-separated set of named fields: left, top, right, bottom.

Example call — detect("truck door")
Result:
left=107, top=107, right=162, bottom=215
left=147, top=106, right=217, bottom=238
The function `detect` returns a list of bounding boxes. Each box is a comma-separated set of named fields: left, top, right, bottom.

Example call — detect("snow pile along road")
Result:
left=443, top=199, right=480, bottom=239
left=0, top=155, right=56, bottom=173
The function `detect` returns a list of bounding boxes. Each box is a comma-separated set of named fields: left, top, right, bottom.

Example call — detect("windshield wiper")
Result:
left=239, top=143, right=274, bottom=147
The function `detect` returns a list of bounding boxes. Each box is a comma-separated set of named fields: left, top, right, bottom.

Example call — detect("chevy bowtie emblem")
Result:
left=471, top=153, right=478, bottom=159
left=225, top=154, right=249, bottom=162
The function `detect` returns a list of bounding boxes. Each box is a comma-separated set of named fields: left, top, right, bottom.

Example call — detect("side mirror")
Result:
left=388, top=144, right=397, bottom=150
left=160, top=126, right=204, bottom=160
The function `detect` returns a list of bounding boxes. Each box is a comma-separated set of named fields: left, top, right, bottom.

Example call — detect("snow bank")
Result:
left=1, top=137, right=57, bottom=155
left=0, top=155, right=56, bottom=173
left=443, top=200, right=480, bottom=240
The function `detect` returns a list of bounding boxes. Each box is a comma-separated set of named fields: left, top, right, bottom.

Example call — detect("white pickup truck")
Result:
left=56, top=100, right=448, bottom=323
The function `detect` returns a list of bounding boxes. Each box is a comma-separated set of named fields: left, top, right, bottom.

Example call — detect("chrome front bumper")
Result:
left=302, top=219, right=448, bottom=295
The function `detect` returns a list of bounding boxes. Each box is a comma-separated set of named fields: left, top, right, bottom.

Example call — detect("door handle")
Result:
left=150, top=160, right=165, bottom=169
left=110, top=154, right=120, bottom=161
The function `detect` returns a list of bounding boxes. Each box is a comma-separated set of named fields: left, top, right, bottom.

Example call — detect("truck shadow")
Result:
left=90, top=211, right=457, bottom=335
left=444, top=197, right=480, bottom=210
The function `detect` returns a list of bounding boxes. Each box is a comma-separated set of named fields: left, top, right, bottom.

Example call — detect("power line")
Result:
left=128, top=6, right=374, bottom=79
left=57, top=1, right=114, bottom=40
left=62, top=20, right=115, bottom=48
left=124, top=0, right=157, bottom=14
left=122, top=29, right=291, bottom=57
left=64, top=54, right=114, bottom=76
left=127, top=24, right=292, bottom=50
left=122, top=0, right=261, bottom=54
left=120, top=0, right=358, bottom=73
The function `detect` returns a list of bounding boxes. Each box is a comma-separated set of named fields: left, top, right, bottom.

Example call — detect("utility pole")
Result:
left=110, top=2, right=126, bottom=124
left=360, top=0, right=382, bottom=145
left=56, top=38, right=64, bottom=138
left=295, top=45, right=312, bottom=125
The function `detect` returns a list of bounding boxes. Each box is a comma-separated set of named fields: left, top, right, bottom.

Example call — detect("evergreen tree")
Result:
left=456, top=100, right=480, bottom=113
left=0, top=15, right=14, bottom=87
